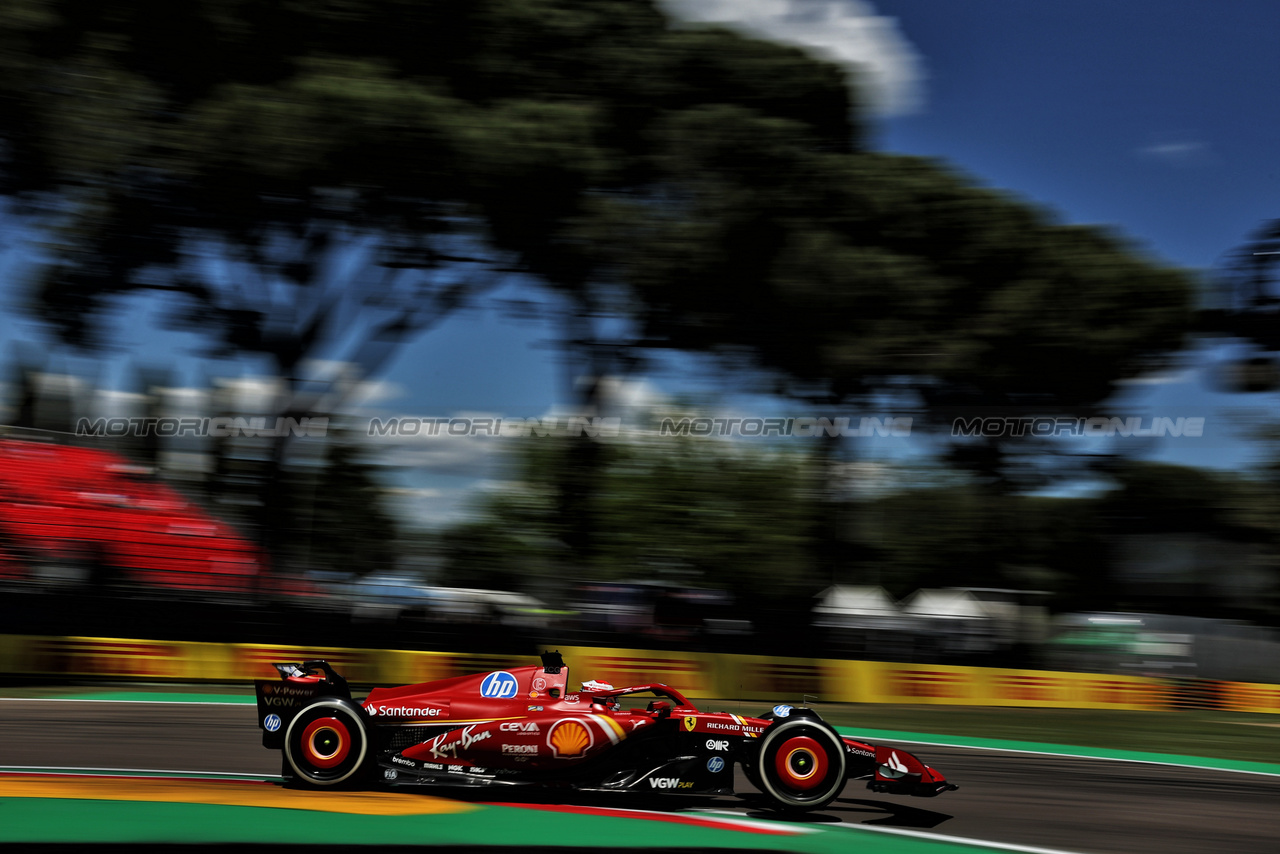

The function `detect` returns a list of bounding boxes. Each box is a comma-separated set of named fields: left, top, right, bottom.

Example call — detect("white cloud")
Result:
left=369, top=410, right=507, bottom=475
left=582, top=375, right=669, bottom=417
left=1137, top=138, right=1215, bottom=167
left=212, top=376, right=284, bottom=410
left=337, top=379, right=405, bottom=410
left=661, top=0, right=926, bottom=116
left=1114, top=370, right=1194, bottom=387
left=387, top=482, right=495, bottom=528
left=384, top=487, right=445, bottom=500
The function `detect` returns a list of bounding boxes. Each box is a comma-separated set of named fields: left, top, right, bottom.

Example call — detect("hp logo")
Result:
left=707, top=756, right=726, bottom=773
left=263, top=714, right=282, bottom=732
left=480, top=671, right=519, bottom=698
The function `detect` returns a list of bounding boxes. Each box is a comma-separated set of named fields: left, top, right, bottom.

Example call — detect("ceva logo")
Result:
left=480, top=671, right=519, bottom=698
left=499, top=721, right=540, bottom=733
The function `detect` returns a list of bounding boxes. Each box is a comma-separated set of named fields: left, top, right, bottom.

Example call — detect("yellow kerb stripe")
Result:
left=0, top=775, right=473, bottom=815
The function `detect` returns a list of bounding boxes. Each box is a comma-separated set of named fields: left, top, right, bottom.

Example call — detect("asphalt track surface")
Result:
left=2, top=698, right=1279, bottom=853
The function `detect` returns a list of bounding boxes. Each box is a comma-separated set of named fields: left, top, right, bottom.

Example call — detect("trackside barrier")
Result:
left=0, top=634, right=1277, bottom=714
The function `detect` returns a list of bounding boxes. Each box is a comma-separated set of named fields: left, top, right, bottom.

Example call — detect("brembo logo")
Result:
left=391, top=755, right=416, bottom=767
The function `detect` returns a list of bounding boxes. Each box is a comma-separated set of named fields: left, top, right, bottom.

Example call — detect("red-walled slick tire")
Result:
left=284, top=698, right=369, bottom=787
left=756, top=718, right=847, bottom=812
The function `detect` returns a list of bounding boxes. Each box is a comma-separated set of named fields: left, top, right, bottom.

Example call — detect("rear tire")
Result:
left=283, top=697, right=370, bottom=787
left=756, top=717, right=846, bottom=812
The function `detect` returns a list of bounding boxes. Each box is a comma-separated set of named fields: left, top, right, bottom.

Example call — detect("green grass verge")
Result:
left=0, top=798, right=1004, bottom=853
left=809, top=704, right=1280, bottom=765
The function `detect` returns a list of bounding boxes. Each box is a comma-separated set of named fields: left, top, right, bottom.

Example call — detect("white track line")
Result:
left=828, top=822, right=1092, bottom=854
left=0, top=697, right=250, bottom=706
left=696, top=810, right=1089, bottom=854
left=1, top=765, right=278, bottom=778
left=846, top=734, right=1280, bottom=779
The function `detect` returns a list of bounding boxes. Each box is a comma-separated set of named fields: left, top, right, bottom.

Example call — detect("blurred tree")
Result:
left=1203, top=219, right=1280, bottom=391
left=1092, top=461, right=1278, bottom=619
left=592, top=135, right=1192, bottom=585
left=0, top=0, right=857, bottom=562
left=604, top=145, right=1194, bottom=486
left=0, top=0, right=858, bottom=353
left=848, top=485, right=1096, bottom=601
left=844, top=460, right=1279, bottom=621
left=443, top=428, right=823, bottom=604
left=0, top=0, right=1195, bottom=579
left=286, top=436, right=399, bottom=577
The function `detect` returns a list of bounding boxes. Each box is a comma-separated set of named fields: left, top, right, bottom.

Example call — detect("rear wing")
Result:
left=254, top=660, right=351, bottom=749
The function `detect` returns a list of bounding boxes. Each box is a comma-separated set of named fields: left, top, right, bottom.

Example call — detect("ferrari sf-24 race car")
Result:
left=254, top=651, right=957, bottom=812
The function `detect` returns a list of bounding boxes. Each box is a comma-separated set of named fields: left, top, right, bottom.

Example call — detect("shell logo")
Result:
left=547, top=719, right=594, bottom=758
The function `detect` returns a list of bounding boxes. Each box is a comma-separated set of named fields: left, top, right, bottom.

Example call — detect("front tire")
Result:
left=283, top=697, right=370, bottom=787
left=755, top=717, right=847, bottom=812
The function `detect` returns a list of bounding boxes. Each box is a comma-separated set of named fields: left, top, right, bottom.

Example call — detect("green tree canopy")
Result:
left=444, top=430, right=824, bottom=602
left=0, top=0, right=1190, bottom=418
left=0, top=0, right=1201, bottom=577
left=0, top=0, right=858, bottom=362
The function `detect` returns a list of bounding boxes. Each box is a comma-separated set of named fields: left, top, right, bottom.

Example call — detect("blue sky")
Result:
left=870, top=0, right=1279, bottom=272
left=2, top=0, right=1279, bottom=522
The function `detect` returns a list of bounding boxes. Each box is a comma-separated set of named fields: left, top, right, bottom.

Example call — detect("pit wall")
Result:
left=2, top=634, right=1277, bottom=714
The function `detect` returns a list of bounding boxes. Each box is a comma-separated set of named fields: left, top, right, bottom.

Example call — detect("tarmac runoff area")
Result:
left=1, top=693, right=1279, bottom=852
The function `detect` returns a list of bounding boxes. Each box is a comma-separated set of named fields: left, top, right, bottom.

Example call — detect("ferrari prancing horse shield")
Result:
left=683, top=715, right=696, bottom=731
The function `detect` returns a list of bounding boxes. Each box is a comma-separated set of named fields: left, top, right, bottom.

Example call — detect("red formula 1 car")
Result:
left=254, top=652, right=956, bottom=813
